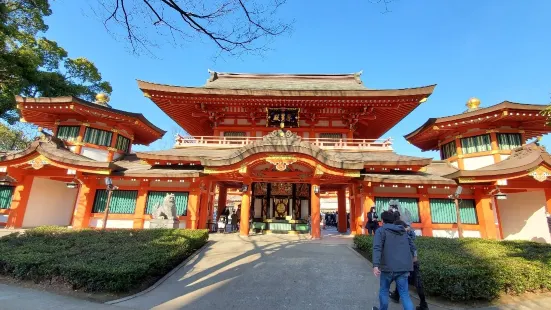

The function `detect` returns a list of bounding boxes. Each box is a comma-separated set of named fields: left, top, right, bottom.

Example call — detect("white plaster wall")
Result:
left=69, top=146, right=77, bottom=153
left=89, top=218, right=134, bottom=229
left=463, top=155, right=495, bottom=170
left=23, top=178, right=77, bottom=227
left=237, top=119, right=251, bottom=125
left=414, top=229, right=422, bottom=236
left=498, top=191, right=550, bottom=243
left=81, top=147, right=109, bottom=162
left=113, top=152, right=123, bottom=160
left=0, top=215, right=8, bottom=223
left=449, top=160, right=458, bottom=169
left=500, top=154, right=510, bottom=161
left=432, top=229, right=481, bottom=238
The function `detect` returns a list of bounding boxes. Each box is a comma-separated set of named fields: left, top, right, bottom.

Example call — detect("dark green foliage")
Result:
left=353, top=235, right=551, bottom=302
left=0, top=226, right=208, bottom=292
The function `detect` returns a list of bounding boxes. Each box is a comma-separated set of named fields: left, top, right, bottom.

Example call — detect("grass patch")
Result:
left=0, top=226, right=208, bottom=293
left=354, top=235, right=551, bottom=302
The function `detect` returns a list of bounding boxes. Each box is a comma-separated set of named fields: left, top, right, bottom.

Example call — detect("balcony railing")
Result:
left=174, top=135, right=393, bottom=151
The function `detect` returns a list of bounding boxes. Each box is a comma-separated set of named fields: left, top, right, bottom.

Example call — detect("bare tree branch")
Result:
left=94, top=0, right=292, bottom=55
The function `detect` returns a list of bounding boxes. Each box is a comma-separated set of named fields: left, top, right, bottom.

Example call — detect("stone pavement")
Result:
left=112, top=230, right=446, bottom=310
left=0, top=228, right=550, bottom=310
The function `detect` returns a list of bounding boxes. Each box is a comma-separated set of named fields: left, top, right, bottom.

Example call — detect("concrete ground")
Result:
left=0, top=228, right=549, bottom=310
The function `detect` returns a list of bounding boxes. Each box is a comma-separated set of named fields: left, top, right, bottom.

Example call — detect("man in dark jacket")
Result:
left=372, top=211, right=417, bottom=310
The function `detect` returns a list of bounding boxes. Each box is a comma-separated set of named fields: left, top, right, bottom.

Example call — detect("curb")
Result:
left=105, top=241, right=211, bottom=305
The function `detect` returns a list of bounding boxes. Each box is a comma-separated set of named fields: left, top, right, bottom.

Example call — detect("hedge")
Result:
left=354, top=235, right=551, bottom=302
left=0, top=226, right=208, bottom=293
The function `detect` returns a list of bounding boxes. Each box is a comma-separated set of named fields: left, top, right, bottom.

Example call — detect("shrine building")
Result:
left=0, top=71, right=550, bottom=242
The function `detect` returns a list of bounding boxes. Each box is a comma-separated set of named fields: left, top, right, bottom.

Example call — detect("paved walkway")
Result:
left=112, top=231, right=445, bottom=310
left=1, top=228, right=549, bottom=309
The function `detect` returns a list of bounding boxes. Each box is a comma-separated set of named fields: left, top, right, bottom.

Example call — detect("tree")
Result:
left=0, top=122, right=38, bottom=151
left=95, top=0, right=292, bottom=55
left=0, top=0, right=112, bottom=123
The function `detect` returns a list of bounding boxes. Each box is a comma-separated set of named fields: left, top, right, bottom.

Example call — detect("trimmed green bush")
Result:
left=354, top=235, right=551, bottom=302
left=0, top=226, right=208, bottom=292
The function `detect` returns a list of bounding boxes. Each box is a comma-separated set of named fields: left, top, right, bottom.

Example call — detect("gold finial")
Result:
left=466, top=97, right=481, bottom=111
left=95, top=93, right=110, bottom=106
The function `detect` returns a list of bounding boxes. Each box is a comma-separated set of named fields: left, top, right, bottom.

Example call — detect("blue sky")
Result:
left=45, top=0, right=551, bottom=157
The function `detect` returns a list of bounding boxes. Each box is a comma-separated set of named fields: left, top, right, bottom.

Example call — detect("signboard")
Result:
left=266, top=108, right=299, bottom=127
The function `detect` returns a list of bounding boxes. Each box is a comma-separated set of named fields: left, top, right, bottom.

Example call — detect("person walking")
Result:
left=372, top=211, right=417, bottom=310
left=389, top=220, right=429, bottom=310
left=366, top=207, right=379, bottom=235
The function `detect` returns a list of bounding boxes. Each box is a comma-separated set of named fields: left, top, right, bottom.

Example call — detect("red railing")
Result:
left=174, top=135, right=393, bottom=151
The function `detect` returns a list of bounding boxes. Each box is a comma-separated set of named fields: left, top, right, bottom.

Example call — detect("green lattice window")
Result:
left=145, top=191, right=189, bottom=216
left=429, top=199, right=478, bottom=224
left=83, top=127, right=113, bottom=147
left=115, top=135, right=131, bottom=153
left=441, top=141, right=457, bottom=159
left=497, top=133, right=522, bottom=150
left=56, top=126, right=80, bottom=142
left=92, top=190, right=137, bottom=214
left=374, top=197, right=420, bottom=223
left=461, top=134, right=491, bottom=154
left=0, top=186, right=14, bottom=209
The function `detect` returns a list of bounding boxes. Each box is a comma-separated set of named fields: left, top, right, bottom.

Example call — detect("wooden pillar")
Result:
left=362, top=189, right=375, bottom=235
left=239, top=182, right=252, bottom=237
left=337, top=187, right=347, bottom=233
left=133, top=181, right=149, bottom=229
left=455, top=137, right=465, bottom=170
left=6, top=175, right=34, bottom=228
left=350, top=184, right=360, bottom=235
left=544, top=188, right=551, bottom=214
left=418, top=188, right=433, bottom=236
left=310, top=182, right=321, bottom=239
left=186, top=190, right=199, bottom=229
left=354, top=187, right=363, bottom=235
left=107, top=132, right=118, bottom=162
left=217, top=185, right=228, bottom=220
left=71, top=180, right=97, bottom=229
left=520, top=130, right=526, bottom=146
left=474, top=188, right=498, bottom=239
left=489, top=131, right=501, bottom=163
left=198, top=182, right=211, bottom=229
left=74, top=125, right=87, bottom=155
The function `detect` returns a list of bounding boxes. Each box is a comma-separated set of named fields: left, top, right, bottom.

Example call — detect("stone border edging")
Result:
left=105, top=241, right=211, bottom=305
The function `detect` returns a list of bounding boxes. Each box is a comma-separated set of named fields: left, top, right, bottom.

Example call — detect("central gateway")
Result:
left=251, top=182, right=311, bottom=234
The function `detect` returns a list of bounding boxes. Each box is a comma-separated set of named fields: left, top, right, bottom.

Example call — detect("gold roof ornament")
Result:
left=95, top=93, right=111, bottom=107
left=466, top=97, right=481, bottom=112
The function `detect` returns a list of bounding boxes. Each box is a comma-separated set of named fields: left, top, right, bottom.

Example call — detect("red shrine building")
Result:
left=0, top=71, right=550, bottom=242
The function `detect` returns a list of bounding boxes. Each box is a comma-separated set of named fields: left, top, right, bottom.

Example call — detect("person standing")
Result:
left=366, top=207, right=379, bottom=235
left=372, top=211, right=417, bottom=310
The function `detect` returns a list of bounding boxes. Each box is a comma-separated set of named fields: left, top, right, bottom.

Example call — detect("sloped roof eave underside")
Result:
left=138, top=80, right=436, bottom=139
left=16, top=96, right=166, bottom=145
left=404, top=101, right=549, bottom=151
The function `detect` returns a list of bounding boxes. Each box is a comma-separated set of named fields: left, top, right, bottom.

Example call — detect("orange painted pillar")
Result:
left=544, top=188, right=551, bottom=214
left=216, top=185, right=228, bottom=220
left=72, top=180, right=97, bottom=229
left=337, top=188, right=347, bottom=233
left=133, top=182, right=148, bottom=229
left=6, top=175, right=34, bottom=228
left=74, top=125, right=86, bottom=155
left=455, top=137, right=465, bottom=170
left=418, top=188, right=433, bottom=237
left=198, top=181, right=213, bottom=229
left=354, top=189, right=362, bottom=235
left=349, top=185, right=357, bottom=235
left=186, top=190, right=199, bottom=229
left=239, top=183, right=252, bottom=237
left=474, top=188, right=498, bottom=239
left=489, top=131, right=501, bottom=163
left=362, top=190, right=375, bottom=235
left=310, top=182, right=321, bottom=239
